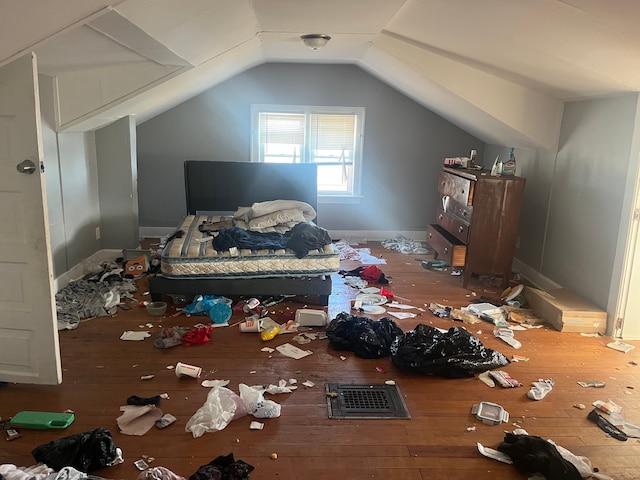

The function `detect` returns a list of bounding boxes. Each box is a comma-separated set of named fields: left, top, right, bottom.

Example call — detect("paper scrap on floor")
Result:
left=276, top=343, right=313, bottom=359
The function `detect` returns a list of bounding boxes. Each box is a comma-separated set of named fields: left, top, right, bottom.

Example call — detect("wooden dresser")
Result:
left=426, top=167, right=526, bottom=288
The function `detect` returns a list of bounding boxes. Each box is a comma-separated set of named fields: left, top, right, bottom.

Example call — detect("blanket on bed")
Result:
left=213, top=222, right=332, bottom=258
left=233, top=200, right=317, bottom=233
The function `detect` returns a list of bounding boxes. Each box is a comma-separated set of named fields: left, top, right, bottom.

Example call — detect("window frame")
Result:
left=250, top=104, right=365, bottom=203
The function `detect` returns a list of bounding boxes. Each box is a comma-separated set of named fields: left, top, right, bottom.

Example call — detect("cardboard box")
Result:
left=522, top=287, right=607, bottom=334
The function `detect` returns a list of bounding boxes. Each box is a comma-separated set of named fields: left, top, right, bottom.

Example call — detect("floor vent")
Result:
left=326, top=383, right=410, bottom=419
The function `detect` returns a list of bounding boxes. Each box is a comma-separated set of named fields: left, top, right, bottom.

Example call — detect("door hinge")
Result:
left=615, top=317, right=624, bottom=331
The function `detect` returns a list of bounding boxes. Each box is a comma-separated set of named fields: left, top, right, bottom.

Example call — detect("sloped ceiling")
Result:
left=2, top=0, right=640, bottom=151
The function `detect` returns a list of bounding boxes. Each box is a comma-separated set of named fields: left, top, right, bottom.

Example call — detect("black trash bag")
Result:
left=498, top=433, right=582, bottom=480
left=32, top=427, right=118, bottom=473
left=326, top=312, right=403, bottom=359
left=390, top=324, right=509, bottom=378
left=190, top=453, right=254, bottom=480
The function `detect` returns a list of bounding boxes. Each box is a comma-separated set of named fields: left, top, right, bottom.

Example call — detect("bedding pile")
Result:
left=160, top=200, right=339, bottom=279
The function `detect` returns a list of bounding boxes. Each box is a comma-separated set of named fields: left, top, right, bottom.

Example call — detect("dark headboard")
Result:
left=184, top=161, right=318, bottom=215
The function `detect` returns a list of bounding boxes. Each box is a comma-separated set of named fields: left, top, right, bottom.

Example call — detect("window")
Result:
left=251, top=105, right=364, bottom=201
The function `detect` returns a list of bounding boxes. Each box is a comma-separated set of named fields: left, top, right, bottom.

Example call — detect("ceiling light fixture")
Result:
left=300, top=34, right=331, bottom=51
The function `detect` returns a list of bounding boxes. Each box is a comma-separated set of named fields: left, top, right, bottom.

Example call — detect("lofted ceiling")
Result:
left=2, top=0, right=640, bottom=151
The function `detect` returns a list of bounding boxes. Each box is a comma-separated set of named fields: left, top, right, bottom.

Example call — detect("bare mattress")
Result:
left=161, top=214, right=340, bottom=279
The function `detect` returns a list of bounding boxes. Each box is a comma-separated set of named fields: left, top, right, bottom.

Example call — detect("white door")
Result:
left=0, top=53, right=61, bottom=384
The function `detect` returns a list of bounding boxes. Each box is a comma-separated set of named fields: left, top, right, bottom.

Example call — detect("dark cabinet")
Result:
left=426, top=167, right=526, bottom=288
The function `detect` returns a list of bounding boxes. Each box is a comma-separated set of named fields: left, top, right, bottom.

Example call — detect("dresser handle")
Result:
left=459, top=226, right=464, bottom=233
left=428, top=232, right=432, bottom=239
left=438, top=214, right=443, bottom=220
left=444, top=247, right=449, bottom=254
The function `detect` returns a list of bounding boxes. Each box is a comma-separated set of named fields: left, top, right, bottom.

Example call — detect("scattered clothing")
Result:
left=189, top=454, right=254, bottom=480
left=528, top=378, right=554, bottom=400
left=498, top=433, right=582, bottom=480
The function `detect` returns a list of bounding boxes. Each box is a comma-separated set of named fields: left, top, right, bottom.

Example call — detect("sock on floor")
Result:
left=527, top=378, right=554, bottom=400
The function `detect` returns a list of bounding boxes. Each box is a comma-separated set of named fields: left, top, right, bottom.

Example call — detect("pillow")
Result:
left=247, top=208, right=307, bottom=231
left=249, top=200, right=316, bottom=222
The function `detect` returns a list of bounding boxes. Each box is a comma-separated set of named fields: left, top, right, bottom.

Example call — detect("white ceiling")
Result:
left=2, top=0, right=640, bottom=150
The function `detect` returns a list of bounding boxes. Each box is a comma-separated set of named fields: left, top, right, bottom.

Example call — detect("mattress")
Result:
left=161, top=215, right=340, bottom=279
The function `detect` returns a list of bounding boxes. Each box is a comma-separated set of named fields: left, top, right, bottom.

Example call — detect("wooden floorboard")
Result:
left=1, top=242, right=639, bottom=479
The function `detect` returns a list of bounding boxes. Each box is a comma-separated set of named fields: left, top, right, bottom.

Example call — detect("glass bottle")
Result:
left=503, top=148, right=516, bottom=175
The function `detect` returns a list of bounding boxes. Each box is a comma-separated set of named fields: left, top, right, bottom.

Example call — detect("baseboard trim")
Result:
left=140, top=226, right=177, bottom=239
left=328, top=230, right=426, bottom=243
left=512, top=257, right=562, bottom=291
left=53, top=249, right=123, bottom=292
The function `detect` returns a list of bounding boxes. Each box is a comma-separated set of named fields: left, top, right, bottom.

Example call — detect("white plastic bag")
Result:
left=185, top=386, right=247, bottom=438
left=239, top=383, right=281, bottom=419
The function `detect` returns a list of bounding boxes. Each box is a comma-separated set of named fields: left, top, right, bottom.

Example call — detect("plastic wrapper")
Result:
left=390, top=324, right=510, bottom=378
left=239, top=384, right=281, bottom=418
left=31, top=427, right=119, bottom=472
left=185, top=386, right=247, bottom=438
left=326, top=312, right=403, bottom=359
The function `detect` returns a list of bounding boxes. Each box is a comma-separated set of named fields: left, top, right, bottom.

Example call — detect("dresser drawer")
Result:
left=436, top=208, right=470, bottom=244
left=438, top=171, right=475, bottom=206
left=426, top=224, right=466, bottom=267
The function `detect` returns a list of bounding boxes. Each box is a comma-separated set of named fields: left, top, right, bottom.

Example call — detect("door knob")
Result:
left=17, top=159, right=36, bottom=174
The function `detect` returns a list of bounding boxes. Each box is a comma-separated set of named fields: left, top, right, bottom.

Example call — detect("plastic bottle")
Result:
left=490, top=155, right=502, bottom=176
left=469, top=149, right=477, bottom=167
left=502, top=148, right=516, bottom=176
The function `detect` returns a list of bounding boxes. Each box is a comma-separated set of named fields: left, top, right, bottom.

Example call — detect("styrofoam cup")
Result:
left=175, top=361, right=202, bottom=378
left=239, top=319, right=261, bottom=332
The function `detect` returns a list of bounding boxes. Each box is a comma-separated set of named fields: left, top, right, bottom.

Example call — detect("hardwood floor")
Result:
left=1, top=242, right=639, bottom=479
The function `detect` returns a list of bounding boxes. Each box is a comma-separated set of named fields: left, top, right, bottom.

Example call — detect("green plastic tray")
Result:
left=9, top=411, right=74, bottom=429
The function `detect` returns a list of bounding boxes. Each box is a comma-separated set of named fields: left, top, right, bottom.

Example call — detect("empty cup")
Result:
left=175, top=361, right=202, bottom=378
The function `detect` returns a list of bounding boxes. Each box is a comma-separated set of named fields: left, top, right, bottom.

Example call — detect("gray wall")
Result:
left=545, top=95, right=637, bottom=309
left=137, top=63, right=484, bottom=231
left=487, top=94, right=639, bottom=312
left=40, top=75, right=102, bottom=277
left=96, top=115, right=139, bottom=249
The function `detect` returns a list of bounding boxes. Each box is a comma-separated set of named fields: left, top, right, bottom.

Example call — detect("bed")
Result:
left=148, top=160, right=340, bottom=306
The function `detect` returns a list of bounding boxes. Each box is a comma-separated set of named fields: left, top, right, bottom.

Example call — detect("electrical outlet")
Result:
left=95, top=226, right=101, bottom=240
left=515, top=236, right=520, bottom=249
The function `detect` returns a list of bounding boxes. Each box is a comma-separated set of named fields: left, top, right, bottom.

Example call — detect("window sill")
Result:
left=319, top=195, right=363, bottom=205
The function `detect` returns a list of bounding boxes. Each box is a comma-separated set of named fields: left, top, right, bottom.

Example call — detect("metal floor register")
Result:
left=326, top=383, right=411, bottom=419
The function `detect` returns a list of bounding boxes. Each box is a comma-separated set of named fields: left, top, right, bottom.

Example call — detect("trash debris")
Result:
left=155, top=413, right=176, bottom=429
left=511, top=354, right=529, bottom=362
left=275, top=343, right=313, bottom=359
left=465, top=303, right=508, bottom=326
left=175, top=362, right=202, bottom=378
left=32, top=427, right=121, bottom=472
left=493, top=328, right=522, bottom=349
left=478, top=371, right=496, bottom=388
left=270, top=453, right=278, bottom=460
left=327, top=312, right=402, bottom=359
left=249, top=421, right=264, bottom=430
left=387, top=311, right=417, bottom=319
left=477, top=442, right=512, bottom=464
left=134, top=459, right=149, bottom=471
left=573, top=403, right=586, bottom=410
left=117, top=405, right=163, bottom=436
left=587, top=409, right=628, bottom=441
left=606, top=340, right=636, bottom=353
left=120, top=331, right=151, bottom=341
left=140, top=375, right=155, bottom=381
left=302, top=380, right=315, bottom=388
left=0, top=420, right=22, bottom=441
left=471, top=401, right=509, bottom=425
left=201, top=379, right=230, bottom=388
left=190, top=453, right=254, bottom=479
left=593, top=399, right=621, bottom=415
left=429, top=303, right=451, bottom=318
left=391, top=325, right=510, bottom=378
left=577, top=380, right=605, bottom=388
left=489, top=370, right=522, bottom=388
